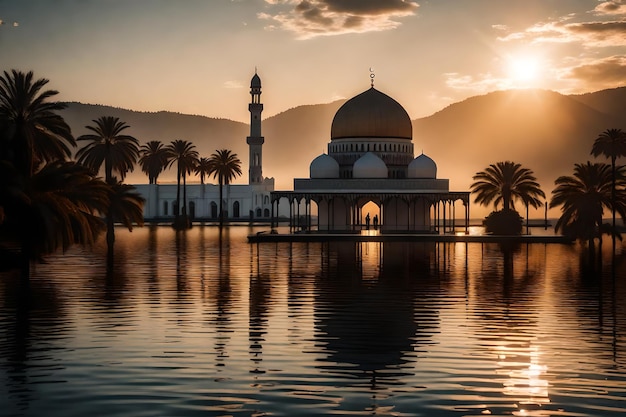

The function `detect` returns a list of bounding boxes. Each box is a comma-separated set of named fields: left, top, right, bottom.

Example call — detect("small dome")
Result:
left=251, top=73, right=261, bottom=88
left=331, top=88, right=412, bottom=141
left=310, top=154, right=339, bottom=178
left=408, top=153, right=437, bottom=179
left=353, top=152, right=388, bottom=178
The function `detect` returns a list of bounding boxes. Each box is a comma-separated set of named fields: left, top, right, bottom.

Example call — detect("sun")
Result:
left=505, top=54, right=542, bottom=86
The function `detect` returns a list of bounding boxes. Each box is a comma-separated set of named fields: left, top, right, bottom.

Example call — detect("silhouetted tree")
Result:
left=106, top=182, right=145, bottom=254
left=76, top=116, right=142, bottom=251
left=2, top=161, right=110, bottom=277
left=195, top=156, right=211, bottom=185
left=76, top=116, right=140, bottom=184
left=166, top=139, right=198, bottom=229
left=471, top=161, right=545, bottom=234
left=139, top=140, right=169, bottom=184
left=550, top=162, right=626, bottom=251
left=591, top=128, right=626, bottom=242
left=0, top=69, right=75, bottom=176
left=208, top=149, right=242, bottom=227
left=0, top=70, right=109, bottom=279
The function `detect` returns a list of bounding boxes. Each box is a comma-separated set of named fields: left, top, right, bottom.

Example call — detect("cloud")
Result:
left=498, top=1, right=626, bottom=48
left=259, top=0, right=419, bottom=39
left=594, top=1, right=626, bottom=15
left=223, top=80, right=244, bottom=89
left=500, top=19, right=626, bottom=47
left=561, top=55, right=626, bottom=90
left=444, top=72, right=511, bottom=94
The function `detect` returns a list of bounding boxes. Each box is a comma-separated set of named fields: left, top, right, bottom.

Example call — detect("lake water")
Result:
left=1, top=226, right=625, bottom=417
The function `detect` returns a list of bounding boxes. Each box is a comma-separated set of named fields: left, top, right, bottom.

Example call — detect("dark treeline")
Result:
left=470, top=128, right=626, bottom=255
left=0, top=69, right=241, bottom=279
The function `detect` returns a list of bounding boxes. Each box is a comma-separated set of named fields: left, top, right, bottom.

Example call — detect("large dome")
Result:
left=331, top=88, right=412, bottom=140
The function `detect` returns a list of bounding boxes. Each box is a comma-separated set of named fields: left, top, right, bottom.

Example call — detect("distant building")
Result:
left=271, top=77, right=470, bottom=232
left=135, top=72, right=274, bottom=221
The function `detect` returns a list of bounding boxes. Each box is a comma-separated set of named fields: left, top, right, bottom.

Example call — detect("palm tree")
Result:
left=139, top=140, right=169, bottom=184
left=471, top=161, right=545, bottom=211
left=76, top=116, right=140, bottom=184
left=195, top=157, right=211, bottom=185
left=76, top=116, right=141, bottom=249
left=0, top=70, right=108, bottom=279
left=1, top=161, right=110, bottom=277
left=0, top=69, right=75, bottom=177
left=166, top=139, right=198, bottom=229
left=106, top=182, right=145, bottom=251
left=550, top=162, right=626, bottom=250
left=591, top=128, right=626, bottom=242
left=208, top=149, right=242, bottom=227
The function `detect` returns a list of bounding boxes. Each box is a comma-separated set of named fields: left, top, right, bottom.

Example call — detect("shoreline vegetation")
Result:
left=1, top=69, right=625, bottom=279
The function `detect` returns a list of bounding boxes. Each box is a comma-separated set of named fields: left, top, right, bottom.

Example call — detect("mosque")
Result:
left=136, top=71, right=470, bottom=232
left=135, top=72, right=275, bottom=222
left=270, top=74, right=470, bottom=233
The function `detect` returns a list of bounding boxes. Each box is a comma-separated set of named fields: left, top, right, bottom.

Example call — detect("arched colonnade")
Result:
left=270, top=191, right=470, bottom=234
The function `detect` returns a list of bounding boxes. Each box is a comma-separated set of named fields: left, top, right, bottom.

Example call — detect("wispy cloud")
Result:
left=223, top=80, right=244, bottom=89
left=594, top=0, right=626, bottom=15
left=444, top=72, right=512, bottom=94
left=498, top=14, right=626, bottom=47
left=259, top=0, right=419, bottom=39
left=561, top=55, right=626, bottom=90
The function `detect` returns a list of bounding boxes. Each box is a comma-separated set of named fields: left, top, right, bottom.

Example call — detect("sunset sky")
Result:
left=1, top=0, right=624, bottom=122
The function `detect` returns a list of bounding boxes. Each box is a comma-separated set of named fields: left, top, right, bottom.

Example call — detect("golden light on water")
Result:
left=496, top=343, right=550, bottom=415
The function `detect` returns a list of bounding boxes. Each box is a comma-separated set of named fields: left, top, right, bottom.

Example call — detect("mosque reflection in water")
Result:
left=2, top=227, right=625, bottom=416
left=251, top=239, right=447, bottom=384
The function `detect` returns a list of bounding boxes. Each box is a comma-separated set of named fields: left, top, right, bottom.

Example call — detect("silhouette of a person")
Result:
left=365, top=213, right=370, bottom=230
left=373, top=214, right=378, bottom=229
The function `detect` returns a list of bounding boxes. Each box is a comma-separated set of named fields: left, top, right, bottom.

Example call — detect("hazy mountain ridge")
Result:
left=570, top=87, right=626, bottom=118
left=61, top=102, right=249, bottom=184
left=61, top=87, right=625, bottom=198
left=412, top=88, right=624, bottom=195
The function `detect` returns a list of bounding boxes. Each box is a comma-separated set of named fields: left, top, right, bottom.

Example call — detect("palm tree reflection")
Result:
left=0, top=272, right=67, bottom=413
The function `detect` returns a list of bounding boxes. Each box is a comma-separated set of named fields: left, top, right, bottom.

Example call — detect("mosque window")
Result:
left=256, top=208, right=262, bottom=217
left=264, top=195, right=269, bottom=204
left=233, top=201, right=240, bottom=218
left=163, top=201, right=168, bottom=216
left=264, top=208, right=270, bottom=217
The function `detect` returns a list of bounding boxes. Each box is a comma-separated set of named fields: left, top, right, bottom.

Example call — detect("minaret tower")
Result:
left=247, top=70, right=264, bottom=184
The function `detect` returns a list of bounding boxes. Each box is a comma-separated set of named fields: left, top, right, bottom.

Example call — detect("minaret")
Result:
left=247, top=71, right=264, bottom=184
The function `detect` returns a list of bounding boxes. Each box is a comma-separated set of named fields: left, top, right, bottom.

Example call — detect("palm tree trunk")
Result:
left=105, top=148, right=115, bottom=253
left=219, top=176, right=224, bottom=228
left=611, top=156, right=616, bottom=250
left=175, top=163, right=181, bottom=219
left=106, top=214, right=115, bottom=257
left=182, top=172, right=188, bottom=228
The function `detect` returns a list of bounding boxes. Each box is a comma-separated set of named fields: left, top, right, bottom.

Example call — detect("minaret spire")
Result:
left=247, top=71, right=264, bottom=184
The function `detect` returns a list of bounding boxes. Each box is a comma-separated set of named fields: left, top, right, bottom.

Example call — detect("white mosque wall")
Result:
left=135, top=179, right=274, bottom=221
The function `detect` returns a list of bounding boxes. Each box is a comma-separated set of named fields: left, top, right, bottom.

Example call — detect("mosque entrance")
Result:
left=360, top=200, right=381, bottom=231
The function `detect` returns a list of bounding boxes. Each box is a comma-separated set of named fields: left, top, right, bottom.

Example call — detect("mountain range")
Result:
left=61, top=86, right=625, bottom=214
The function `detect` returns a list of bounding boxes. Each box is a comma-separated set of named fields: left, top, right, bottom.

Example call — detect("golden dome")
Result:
left=331, top=88, right=412, bottom=140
